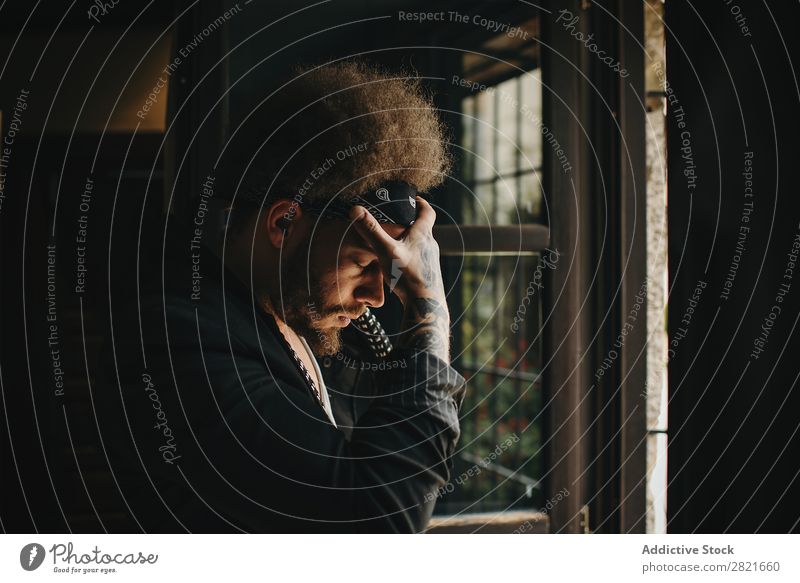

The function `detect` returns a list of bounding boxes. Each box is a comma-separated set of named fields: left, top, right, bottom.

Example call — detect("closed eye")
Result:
left=347, top=248, right=379, bottom=273
left=354, top=258, right=379, bottom=274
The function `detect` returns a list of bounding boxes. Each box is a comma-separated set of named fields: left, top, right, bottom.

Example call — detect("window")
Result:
left=436, top=59, right=548, bottom=515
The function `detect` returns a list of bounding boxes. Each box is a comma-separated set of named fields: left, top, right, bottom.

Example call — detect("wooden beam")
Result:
left=616, top=0, right=649, bottom=533
left=541, top=0, right=592, bottom=534
left=434, top=224, right=550, bottom=255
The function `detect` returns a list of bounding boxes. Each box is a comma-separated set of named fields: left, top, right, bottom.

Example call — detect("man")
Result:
left=96, top=61, right=465, bottom=532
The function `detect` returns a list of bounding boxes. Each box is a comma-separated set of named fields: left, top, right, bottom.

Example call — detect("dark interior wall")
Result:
left=666, top=1, right=800, bottom=533
left=226, top=0, right=486, bottom=122
left=0, top=3, right=181, bottom=533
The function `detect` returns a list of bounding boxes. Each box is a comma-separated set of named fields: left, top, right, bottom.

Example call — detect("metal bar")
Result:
left=514, top=75, right=525, bottom=479
left=490, top=87, right=500, bottom=497
left=458, top=362, right=542, bottom=384
left=460, top=452, right=541, bottom=495
left=470, top=167, right=542, bottom=185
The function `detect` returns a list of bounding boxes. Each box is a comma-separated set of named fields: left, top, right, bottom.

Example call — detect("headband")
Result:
left=299, top=181, right=419, bottom=227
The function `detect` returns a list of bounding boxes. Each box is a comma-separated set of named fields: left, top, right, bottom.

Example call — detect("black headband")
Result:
left=299, top=181, right=419, bottom=227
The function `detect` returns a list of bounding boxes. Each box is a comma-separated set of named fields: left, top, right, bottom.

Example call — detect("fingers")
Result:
left=348, top=197, right=437, bottom=253
left=349, top=205, right=398, bottom=257
left=411, top=196, right=437, bottom=231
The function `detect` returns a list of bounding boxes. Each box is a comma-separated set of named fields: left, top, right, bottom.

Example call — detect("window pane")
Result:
left=438, top=254, right=545, bottom=514
left=495, top=76, right=519, bottom=177
left=472, top=87, right=495, bottom=183
left=439, top=66, right=547, bottom=515
left=460, top=70, right=543, bottom=225
left=519, top=69, right=543, bottom=172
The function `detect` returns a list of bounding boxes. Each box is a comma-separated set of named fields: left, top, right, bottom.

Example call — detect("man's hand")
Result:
left=349, top=198, right=451, bottom=363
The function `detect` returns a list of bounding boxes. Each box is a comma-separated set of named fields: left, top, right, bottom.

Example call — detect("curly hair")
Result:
left=222, top=60, right=451, bottom=219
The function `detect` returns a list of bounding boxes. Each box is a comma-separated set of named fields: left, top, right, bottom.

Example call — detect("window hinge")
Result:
left=580, top=504, right=592, bottom=534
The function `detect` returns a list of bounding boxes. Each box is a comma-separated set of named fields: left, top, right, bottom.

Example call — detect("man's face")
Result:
left=269, top=215, right=405, bottom=356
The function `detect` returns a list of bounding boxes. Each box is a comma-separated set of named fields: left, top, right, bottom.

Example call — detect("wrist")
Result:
left=398, top=297, right=452, bottom=363
left=395, top=284, right=447, bottom=309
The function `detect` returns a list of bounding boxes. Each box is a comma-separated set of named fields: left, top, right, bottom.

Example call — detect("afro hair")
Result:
left=221, top=60, right=452, bottom=214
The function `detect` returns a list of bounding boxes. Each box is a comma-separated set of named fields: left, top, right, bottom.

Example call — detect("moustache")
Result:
left=317, top=304, right=366, bottom=320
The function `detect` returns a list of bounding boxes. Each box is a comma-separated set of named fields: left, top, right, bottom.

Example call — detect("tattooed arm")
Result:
left=350, top=198, right=452, bottom=363
left=397, top=297, right=450, bottom=362
left=345, top=198, right=463, bottom=532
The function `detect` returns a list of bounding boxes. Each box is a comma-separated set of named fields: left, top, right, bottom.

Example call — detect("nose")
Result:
left=353, top=269, right=385, bottom=309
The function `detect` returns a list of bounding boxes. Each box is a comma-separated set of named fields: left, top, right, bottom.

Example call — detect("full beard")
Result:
left=267, top=247, right=348, bottom=357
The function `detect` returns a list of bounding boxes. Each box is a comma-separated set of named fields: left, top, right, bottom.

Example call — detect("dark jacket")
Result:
left=94, top=226, right=465, bottom=533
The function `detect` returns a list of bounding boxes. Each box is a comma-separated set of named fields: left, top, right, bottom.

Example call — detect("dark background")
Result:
left=665, top=1, right=800, bottom=533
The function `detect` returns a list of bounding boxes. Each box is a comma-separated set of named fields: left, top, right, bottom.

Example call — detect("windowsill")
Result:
left=426, top=511, right=549, bottom=534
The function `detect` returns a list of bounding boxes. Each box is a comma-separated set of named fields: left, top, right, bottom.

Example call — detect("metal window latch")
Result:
left=580, top=504, right=592, bottom=534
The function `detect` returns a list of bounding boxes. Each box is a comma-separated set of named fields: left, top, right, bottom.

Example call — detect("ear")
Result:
left=261, top=198, right=303, bottom=248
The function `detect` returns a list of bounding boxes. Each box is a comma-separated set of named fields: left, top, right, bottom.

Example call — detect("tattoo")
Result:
left=420, top=245, right=437, bottom=289
left=399, top=297, right=451, bottom=362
